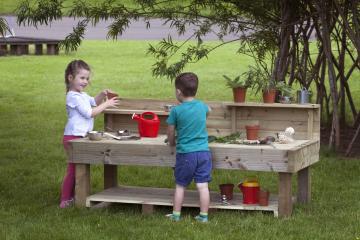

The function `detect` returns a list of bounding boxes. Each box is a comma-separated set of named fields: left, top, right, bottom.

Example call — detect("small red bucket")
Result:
left=132, top=112, right=160, bottom=138
left=238, top=179, right=260, bottom=204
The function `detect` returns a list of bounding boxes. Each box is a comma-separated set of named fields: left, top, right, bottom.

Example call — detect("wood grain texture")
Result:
left=104, top=165, right=117, bottom=189
left=85, top=186, right=279, bottom=217
left=103, top=98, right=320, bottom=141
left=69, top=136, right=317, bottom=173
left=75, top=164, right=90, bottom=207
left=297, top=167, right=311, bottom=204
left=278, top=173, right=293, bottom=217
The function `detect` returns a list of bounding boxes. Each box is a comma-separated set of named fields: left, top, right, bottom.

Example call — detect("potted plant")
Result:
left=223, top=74, right=252, bottom=103
left=245, top=120, right=260, bottom=140
left=277, top=82, right=293, bottom=104
left=249, top=67, right=292, bottom=103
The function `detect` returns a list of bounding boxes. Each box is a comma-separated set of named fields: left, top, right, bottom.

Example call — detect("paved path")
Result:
left=2, top=16, right=239, bottom=40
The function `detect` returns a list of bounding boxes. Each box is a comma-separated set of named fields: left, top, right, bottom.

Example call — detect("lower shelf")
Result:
left=86, top=186, right=279, bottom=217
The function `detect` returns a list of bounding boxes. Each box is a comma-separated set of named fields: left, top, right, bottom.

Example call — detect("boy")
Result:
left=166, top=72, right=212, bottom=222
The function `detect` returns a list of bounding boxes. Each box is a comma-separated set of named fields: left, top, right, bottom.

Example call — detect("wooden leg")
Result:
left=104, top=114, right=114, bottom=131
left=35, top=44, right=43, bottom=55
left=142, top=204, right=154, bottom=215
left=0, top=45, right=7, bottom=56
left=104, top=164, right=118, bottom=189
left=23, top=45, right=29, bottom=54
left=16, top=45, right=24, bottom=55
left=278, top=172, right=292, bottom=217
left=297, top=167, right=311, bottom=204
left=75, top=164, right=90, bottom=207
left=47, top=44, right=59, bottom=55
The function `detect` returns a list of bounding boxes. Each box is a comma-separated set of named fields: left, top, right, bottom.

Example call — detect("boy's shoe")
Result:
left=165, top=213, right=181, bottom=222
left=59, top=198, right=74, bottom=208
left=194, top=214, right=208, bottom=223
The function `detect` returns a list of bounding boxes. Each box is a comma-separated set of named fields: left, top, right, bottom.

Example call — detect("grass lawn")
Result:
left=0, top=40, right=359, bottom=240
left=0, top=0, right=189, bottom=15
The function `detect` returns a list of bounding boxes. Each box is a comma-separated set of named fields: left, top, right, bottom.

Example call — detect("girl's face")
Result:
left=68, top=68, right=90, bottom=93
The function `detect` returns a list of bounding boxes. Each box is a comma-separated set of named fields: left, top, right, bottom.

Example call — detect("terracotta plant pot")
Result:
left=262, top=89, right=276, bottom=103
left=107, top=92, right=118, bottom=100
left=258, top=189, right=270, bottom=206
left=245, top=125, right=260, bottom=140
left=219, top=183, right=235, bottom=200
left=232, top=87, right=247, bottom=103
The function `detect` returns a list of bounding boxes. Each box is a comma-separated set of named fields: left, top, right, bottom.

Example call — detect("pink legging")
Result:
left=60, top=135, right=82, bottom=202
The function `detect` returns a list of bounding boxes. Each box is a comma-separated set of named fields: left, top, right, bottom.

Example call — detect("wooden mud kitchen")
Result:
left=68, top=99, right=320, bottom=218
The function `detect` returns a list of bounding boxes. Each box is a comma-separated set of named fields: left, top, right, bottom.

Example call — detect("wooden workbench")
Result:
left=68, top=98, right=320, bottom=217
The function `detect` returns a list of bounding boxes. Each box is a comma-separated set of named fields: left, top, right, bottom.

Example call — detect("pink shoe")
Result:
left=59, top=198, right=74, bottom=208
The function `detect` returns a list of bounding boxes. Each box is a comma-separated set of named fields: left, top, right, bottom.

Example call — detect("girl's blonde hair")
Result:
left=65, top=60, right=91, bottom=92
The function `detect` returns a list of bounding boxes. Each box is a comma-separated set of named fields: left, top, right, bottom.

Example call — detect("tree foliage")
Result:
left=11, top=0, right=360, bottom=152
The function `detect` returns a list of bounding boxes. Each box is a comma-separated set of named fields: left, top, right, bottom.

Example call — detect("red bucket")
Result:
left=132, top=112, right=160, bottom=138
left=238, top=179, right=260, bottom=204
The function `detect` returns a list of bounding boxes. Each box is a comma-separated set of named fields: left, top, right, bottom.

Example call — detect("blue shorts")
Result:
left=174, top=151, right=212, bottom=187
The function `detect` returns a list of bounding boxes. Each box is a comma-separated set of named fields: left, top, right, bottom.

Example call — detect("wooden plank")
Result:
left=68, top=136, right=316, bottom=172
left=104, top=165, right=117, bottom=189
left=105, top=108, right=169, bottom=116
left=235, top=108, right=320, bottom=122
left=297, top=167, right=311, bottom=204
left=231, top=107, right=236, bottom=133
left=104, top=114, right=115, bottom=131
left=86, top=186, right=279, bottom=216
left=224, top=102, right=320, bottom=109
left=103, top=99, right=320, bottom=142
left=287, top=140, right=320, bottom=172
left=75, top=164, right=90, bottom=207
left=307, top=110, right=314, bottom=139
left=278, top=173, right=292, bottom=217
left=0, top=36, right=61, bottom=44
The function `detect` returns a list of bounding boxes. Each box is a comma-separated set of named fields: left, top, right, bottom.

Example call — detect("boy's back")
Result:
left=167, top=99, right=209, bottom=153
left=166, top=72, right=212, bottom=223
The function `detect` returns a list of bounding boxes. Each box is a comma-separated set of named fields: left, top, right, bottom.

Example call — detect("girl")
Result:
left=60, top=59, right=119, bottom=208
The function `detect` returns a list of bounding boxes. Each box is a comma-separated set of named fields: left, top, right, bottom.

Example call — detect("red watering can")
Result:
left=238, top=178, right=260, bottom=204
left=132, top=112, right=160, bottom=138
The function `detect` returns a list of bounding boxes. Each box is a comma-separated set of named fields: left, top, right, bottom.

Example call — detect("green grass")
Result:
left=0, top=0, right=186, bottom=14
left=0, top=40, right=359, bottom=240
left=0, top=0, right=127, bottom=14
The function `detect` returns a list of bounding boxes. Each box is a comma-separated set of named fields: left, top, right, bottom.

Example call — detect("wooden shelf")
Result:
left=223, top=102, right=320, bottom=109
left=86, top=185, right=279, bottom=217
left=104, top=108, right=170, bottom=116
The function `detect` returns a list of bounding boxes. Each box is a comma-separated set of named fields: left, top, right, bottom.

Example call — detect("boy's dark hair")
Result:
left=175, top=72, right=198, bottom=97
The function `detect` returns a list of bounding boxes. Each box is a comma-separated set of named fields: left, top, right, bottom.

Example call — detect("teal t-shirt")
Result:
left=166, top=99, right=209, bottom=153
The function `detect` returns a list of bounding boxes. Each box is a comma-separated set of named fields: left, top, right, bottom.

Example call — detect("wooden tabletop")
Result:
left=0, top=36, right=61, bottom=44
left=68, top=135, right=319, bottom=173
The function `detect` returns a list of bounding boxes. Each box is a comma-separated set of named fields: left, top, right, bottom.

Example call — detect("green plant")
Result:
left=223, top=74, right=251, bottom=89
left=276, top=81, right=293, bottom=96
left=247, top=66, right=292, bottom=95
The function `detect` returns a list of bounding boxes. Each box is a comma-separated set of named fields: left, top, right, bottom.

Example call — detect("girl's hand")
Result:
left=101, top=89, right=110, bottom=98
left=105, top=97, right=120, bottom=107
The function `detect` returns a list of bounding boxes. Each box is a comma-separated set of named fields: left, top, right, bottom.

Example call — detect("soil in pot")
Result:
left=219, top=183, right=235, bottom=200
left=245, top=125, right=260, bottom=140
left=232, top=87, right=247, bottom=103
left=262, top=89, right=276, bottom=103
